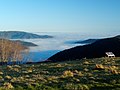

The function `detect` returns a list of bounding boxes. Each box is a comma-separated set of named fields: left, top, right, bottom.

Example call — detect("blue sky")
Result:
left=0, top=0, right=120, bottom=33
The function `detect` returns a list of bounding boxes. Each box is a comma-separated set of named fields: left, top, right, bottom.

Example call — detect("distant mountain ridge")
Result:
left=66, top=39, right=99, bottom=45
left=0, top=31, right=53, bottom=39
left=0, top=39, right=37, bottom=47
left=14, top=40, right=38, bottom=47
left=48, top=35, right=120, bottom=62
left=74, top=39, right=99, bottom=44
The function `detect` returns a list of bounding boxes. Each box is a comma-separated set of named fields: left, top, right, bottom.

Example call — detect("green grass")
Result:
left=0, top=57, right=120, bottom=90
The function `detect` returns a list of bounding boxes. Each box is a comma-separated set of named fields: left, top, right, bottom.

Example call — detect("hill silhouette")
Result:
left=48, top=35, right=120, bottom=62
left=14, top=40, right=38, bottom=47
left=0, top=31, right=53, bottom=39
left=0, top=39, right=37, bottom=47
left=74, top=39, right=99, bottom=44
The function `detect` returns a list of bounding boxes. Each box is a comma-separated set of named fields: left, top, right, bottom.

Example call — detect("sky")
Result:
left=0, top=0, right=120, bottom=34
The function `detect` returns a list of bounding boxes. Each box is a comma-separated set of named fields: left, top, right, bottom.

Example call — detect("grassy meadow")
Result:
left=0, top=57, right=120, bottom=90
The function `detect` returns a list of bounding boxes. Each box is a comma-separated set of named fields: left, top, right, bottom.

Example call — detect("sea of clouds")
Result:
left=20, top=32, right=118, bottom=62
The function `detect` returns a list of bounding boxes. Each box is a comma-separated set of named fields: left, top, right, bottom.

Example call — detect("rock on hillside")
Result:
left=48, top=35, right=120, bottom=62
left=0, top=31, right=53, bottom=39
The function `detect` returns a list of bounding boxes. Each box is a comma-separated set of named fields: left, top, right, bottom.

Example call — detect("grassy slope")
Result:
left=0, top=57, right=120, bottom=90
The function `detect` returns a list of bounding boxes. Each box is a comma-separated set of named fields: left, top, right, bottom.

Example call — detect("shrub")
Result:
left=84, top=61, right=90, bottom=65
left=82, top=84, right=89, bottom=90
left=64, top=83, right=90, bottom=90
left=0, top=71, right=3, bottom=75
left=95, top=64, right=104, bottom=70
left=56, top=64, right=62, bottom=67
left=3, top=82, right=14, bottom=89
left=63, top=70, right=74, bottom=78
left=77, top=72, right=84, bottom=77
left=26, top=85, right=34, bottom=90
left=5, top=75, right=11, bottom=80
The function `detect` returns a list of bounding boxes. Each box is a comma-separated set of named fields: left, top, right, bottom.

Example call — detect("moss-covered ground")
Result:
left=0, top=57, right=120, bottom=90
